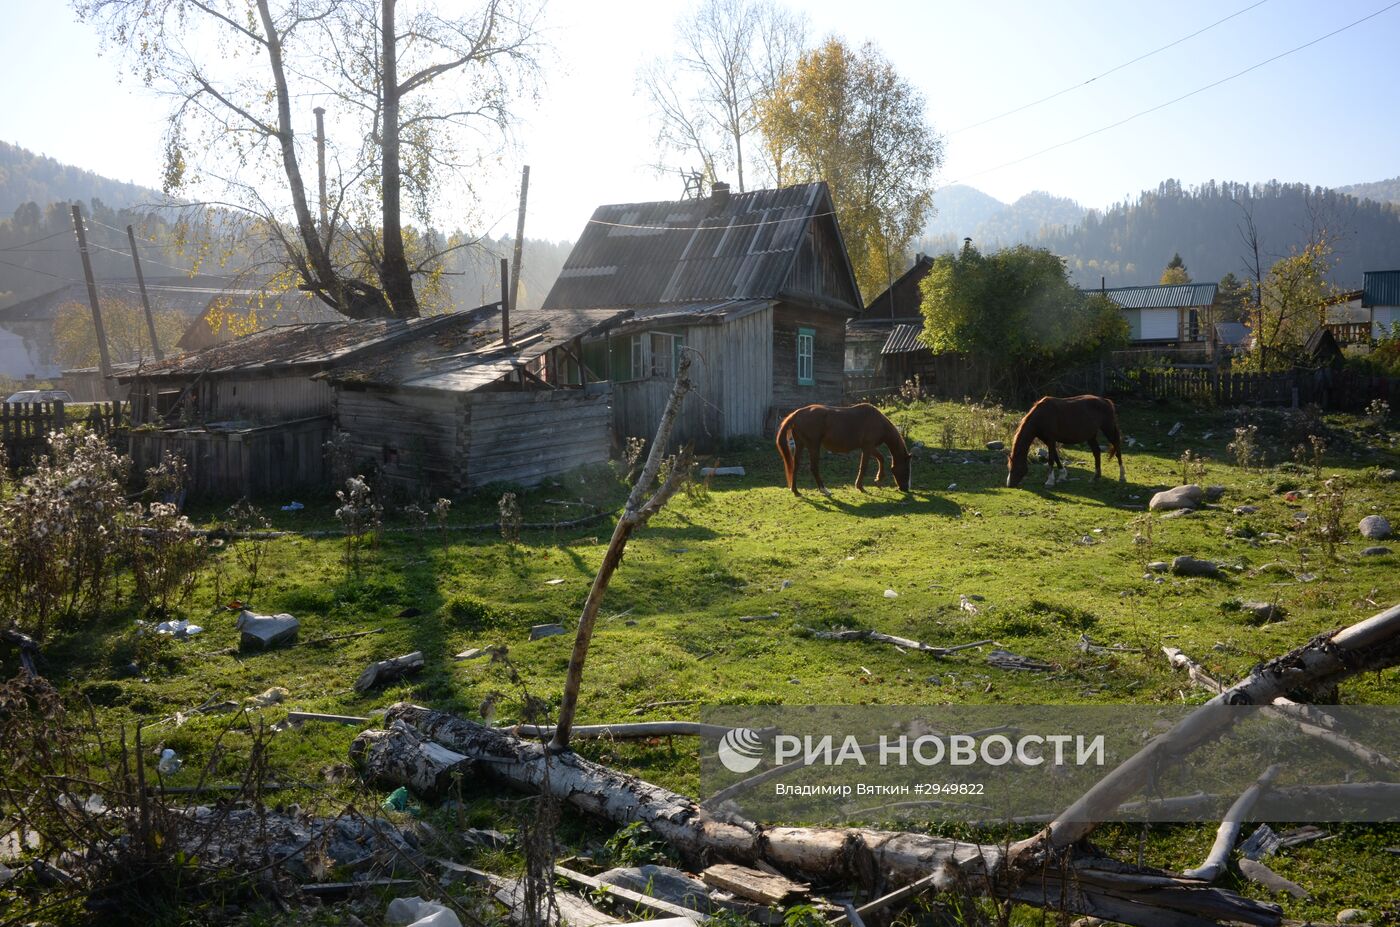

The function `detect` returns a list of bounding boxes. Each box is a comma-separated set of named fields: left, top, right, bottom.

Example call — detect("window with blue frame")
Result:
left=797, top=327, right=815, bottom=385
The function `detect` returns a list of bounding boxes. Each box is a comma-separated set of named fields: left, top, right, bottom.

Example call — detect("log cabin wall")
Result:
left=334, top=387, right=465, bottom=496
left=770, top=304, right=846, bottom=426
left=461, top=387, right=612, bottom=489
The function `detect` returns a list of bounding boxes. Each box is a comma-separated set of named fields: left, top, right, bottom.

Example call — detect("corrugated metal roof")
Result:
left=1363, top=270, right=1400, bottom=307
left=0, top=276, right=269, bottom=323
left=881, top=322, right=930, bottom=355
left=1100, top=283, right=1218, bottom=309
left=1215, top=322, right=1250, bottom=346
left=543, top=183, right=855, bottom=311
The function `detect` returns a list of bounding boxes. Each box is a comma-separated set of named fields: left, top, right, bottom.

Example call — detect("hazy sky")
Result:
left=2, top=0, right=1398, bottom=242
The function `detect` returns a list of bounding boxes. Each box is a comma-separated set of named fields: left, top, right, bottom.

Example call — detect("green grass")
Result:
left=19, top=398, right=1400, bottom=922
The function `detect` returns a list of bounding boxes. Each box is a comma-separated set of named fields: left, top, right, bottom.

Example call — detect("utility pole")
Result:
left=509, top=165, right=530, bottom=320
left=313, top=106, right=329, bottom=238
left=126, top=225, right=165, bottom=361
left=500, top=257, right=511, bottom=349
left=71, top=204, right=114, bottom=390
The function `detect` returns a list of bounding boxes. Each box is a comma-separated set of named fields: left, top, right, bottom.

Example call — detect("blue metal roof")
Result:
left=1362, top=270, right=1400, bottom=307
left=1099, top=283, right=1218, bottom=310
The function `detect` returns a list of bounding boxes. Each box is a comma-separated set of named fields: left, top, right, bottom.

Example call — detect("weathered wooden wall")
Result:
left=611, top=322, right=724, bottom=449
left=208, top=376, right=333, bottom=421
left=463, top=387, right=612, bottom=489
left=128, top=416, right=330, bottom=498
left=335, top=388, right=466, bottom=495
left=717, top=307, right=773, bottom=439
left=771, top=304, right=845, bottom=427
left=785, top=216, right=861, bottom=310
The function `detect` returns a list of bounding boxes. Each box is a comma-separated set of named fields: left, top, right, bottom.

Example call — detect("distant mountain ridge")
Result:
left=919, top=178, right=1400, bottom=289
left=0, top=141, right=166, bottom=216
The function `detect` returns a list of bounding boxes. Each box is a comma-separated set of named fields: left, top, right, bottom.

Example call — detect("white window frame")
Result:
left=797, top=327, right=815, bottom=385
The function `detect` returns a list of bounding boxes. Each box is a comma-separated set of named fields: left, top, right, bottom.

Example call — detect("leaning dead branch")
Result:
left=803, top=628, right=994, bottom=657
left=1181, top=764, right=1280, bottom=882
left=1012, top=604, right=1400, bottom=867
left=514, top=721, right=737, bottom=740
left=355, top=703, right=1283, bottom=927
left=551, top=353, right=695, bottom=753
left=1163, top=645, right=1400, bottom=774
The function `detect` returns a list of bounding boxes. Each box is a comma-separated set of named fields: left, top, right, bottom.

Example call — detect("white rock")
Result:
left=1359, top=515, right=1391, bottom=539
left=529, top=623, right=566, bottom=640
left=1149, top=485, right=1203, bottom=511
left=1336, top=910, right=1367, bottom=925
left=387, top=896, right=463, bottom=927
left=235, top=610, right=299, bottom=650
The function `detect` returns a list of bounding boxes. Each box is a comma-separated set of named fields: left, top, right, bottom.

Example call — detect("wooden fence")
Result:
left=128, top=416, right=331, bottom=499
left=1056, top=364, right=1398, bottom=411
left=0, top=401, right=127, bottom=469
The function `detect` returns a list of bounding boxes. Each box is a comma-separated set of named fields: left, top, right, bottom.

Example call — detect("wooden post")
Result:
left=71, top=204, right=114, bottom=390
left=313, top=106, right=328, bottom=237
left=126, top=225, right=164, bottom=361
left=510, top=165, right=529, bottom=319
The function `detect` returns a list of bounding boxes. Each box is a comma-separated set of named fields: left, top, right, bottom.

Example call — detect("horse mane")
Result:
left=1010, top=396, right=1051, bottom=456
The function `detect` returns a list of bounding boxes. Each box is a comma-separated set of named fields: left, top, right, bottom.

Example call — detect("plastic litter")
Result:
left=154, top=619, right=204, bottom=639
left=280, top=501, right=304, bottom=511
left=386, top=896, right=463, bottom=927
left=157, top=748, right=181, bottom=776
left=381, top=786, right=413, bottom=813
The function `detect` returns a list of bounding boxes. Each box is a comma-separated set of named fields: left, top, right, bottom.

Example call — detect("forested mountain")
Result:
left=1040, top=179, right=1400, bottom=287
left=921, top=188, right=1086, bottom=254
left=1336, top=175, right=1400, bottom=207
left=916, top=178, right=1400, bottom=288
left=0, top=141, right=166, bottom=216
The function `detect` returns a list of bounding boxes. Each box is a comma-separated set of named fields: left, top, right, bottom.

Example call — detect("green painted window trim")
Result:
left=797, top=327, right=815, bottom=386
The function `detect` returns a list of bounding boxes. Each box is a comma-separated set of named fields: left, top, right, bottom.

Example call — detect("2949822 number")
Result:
left=913, top=782, right=985, bottom=795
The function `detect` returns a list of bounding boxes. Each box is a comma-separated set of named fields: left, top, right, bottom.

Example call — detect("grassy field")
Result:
left=22, top=396, right=1400, bottom=923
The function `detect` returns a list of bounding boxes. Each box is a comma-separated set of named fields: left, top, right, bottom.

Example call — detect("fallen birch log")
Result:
left=355, top=651, right=425, bottom=693
left=1236, top=859, right=1308, bottom=900
left=803, top=629, right=993, bottom=657
left=349, top=719, right=468, bottom=798
left=1013, top=603, right=1400, bottom=866
left=1162, top=646, right=1400, bottom=774
left=354, top=704, right=1283, bottom=927
left=513, top=721, right=738, bottom=740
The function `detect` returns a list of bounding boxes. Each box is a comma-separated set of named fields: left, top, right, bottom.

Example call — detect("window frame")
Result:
left=797, top=326, right=815, bottom=386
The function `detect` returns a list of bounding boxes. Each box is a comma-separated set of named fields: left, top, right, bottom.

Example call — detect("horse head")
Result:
left=892, top=451, right=911, bottom=492
left=1006, top=452, right=1028, bottom=488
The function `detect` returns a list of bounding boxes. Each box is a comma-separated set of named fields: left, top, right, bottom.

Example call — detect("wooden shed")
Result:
left=541, top=181, right=863, bottom=447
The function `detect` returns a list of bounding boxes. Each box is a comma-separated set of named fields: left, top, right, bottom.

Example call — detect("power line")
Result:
left=943, top=0, right=1400, bottom=187
left=0, top=230, right=72, bottom=252
left=950, top=0, right=1270, bottom=135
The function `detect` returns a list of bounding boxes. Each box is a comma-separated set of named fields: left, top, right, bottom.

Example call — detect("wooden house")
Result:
left=1363, top=270, right=1400, bottom=340
left=119, top=304, right=621, bottom=497
left=541, top=181, right=863, bottom=447
left=848, top=254, right=934, bottom=393
left=1100, top=283, right=1219, bottom=349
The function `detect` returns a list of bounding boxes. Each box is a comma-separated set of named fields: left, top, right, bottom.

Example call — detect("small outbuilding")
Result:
left=541, top=181, right=863, bottom=446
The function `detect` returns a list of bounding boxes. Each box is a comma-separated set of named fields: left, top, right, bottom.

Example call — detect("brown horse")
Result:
left=1007, top=395, right=1125, bottom=488
left=776, top=403, right=911, bottom=496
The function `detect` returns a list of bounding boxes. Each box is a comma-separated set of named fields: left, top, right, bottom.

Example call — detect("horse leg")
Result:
left=1044, top=442, right=1058, bottom=487
left=873, top=449, right=887, bottom=485
left=1104, top=422, right=1127, bottom=483
left=1090, top=440, right=1102, bottom=480
left=809, top=444, right=830, bottom=496
left=1052, top=443, right=1068, bottom=483
left=855, top=450, right=868, bottom=492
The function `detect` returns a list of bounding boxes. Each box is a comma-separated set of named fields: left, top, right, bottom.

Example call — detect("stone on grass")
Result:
left=1358, top=515, right=1391, bottom=539
left=1146, top=561, right=1170, bottom=573
left=1360, top=546, right=1391, bottom=557
left=1336, top=910, right=1368, bottom=925
left=1377, top=468, right=1398, bottom=482
left=1149, top=484, right=1203, bottom=511
left=529, top=623, right=566, bottom=641
left=1171, top=555, right=1221, bottom=577
left=236, top=610, right=299, bottom=650
left=1236, top=601, right=1286, bottom=625
left=985, top=440, right=1005, bottom=451
left=1234, top=505, right=1259, bottom=515
left=1160, top=508, right=1195, bottom=520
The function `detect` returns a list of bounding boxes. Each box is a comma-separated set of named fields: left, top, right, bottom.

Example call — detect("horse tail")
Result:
left=1102, top=397, right=1124, bottom=460
left=775, top=413, right=798, bottom=490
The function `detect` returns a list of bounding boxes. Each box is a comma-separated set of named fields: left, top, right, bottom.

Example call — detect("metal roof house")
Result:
left=119, top=304, right=622, bottom=497
left=1363, top=270, right=1400, bottom=339
left=847, top=254, right=934, bottom=388
left=542, top=181, right=863, bottom=446
left=1099, top=283, right=1219, bottom=346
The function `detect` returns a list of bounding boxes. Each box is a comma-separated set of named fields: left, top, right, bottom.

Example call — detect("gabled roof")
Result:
left=864, top=254, right=934, bottom=320
left=1100, top=283, right=1218, bottom=310
left=1363, top=270, right=1400, bottom=307
left=0, top=276, right=265, bottom=323
left=542, top=182, right=860, bottom=314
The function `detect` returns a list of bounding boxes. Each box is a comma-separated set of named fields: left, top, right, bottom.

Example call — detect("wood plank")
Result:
left=701, top=864, right=808, bottom=906
left=554, top=865, right=706, bottom=923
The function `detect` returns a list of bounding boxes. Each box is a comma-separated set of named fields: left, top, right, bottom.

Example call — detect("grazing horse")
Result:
left=1007, top=395, right=1125, bottom=488
left=776, top=403, right=911, bottom=496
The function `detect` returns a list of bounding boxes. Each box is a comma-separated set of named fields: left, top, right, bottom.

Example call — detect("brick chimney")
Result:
left=711, top=180, right=730, bottom=206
